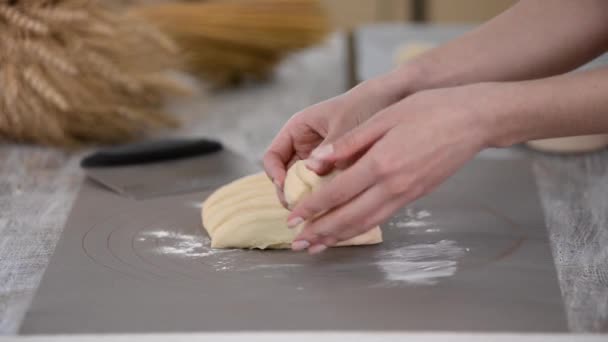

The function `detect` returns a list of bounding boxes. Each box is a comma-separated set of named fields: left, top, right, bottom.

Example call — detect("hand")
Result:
left=263, top=78, right=410, bottom=203
left=288, top=84, right=495, bottom=254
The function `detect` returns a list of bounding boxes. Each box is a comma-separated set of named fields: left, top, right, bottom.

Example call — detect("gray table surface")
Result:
left=1, top=34, right=607, bottom=337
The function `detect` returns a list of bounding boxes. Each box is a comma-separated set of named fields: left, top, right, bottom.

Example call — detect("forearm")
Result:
left=376, top=0, right=608, bottom=99
left=478, top=66, right=608, bottom=147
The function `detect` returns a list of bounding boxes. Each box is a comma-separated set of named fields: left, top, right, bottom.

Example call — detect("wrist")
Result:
left=420, top=82, right=513, bottom=150
left=383, top=61, right=429, bottom=99
left=467, top=82, right=525, bottom=149
left=354, top=61, right=427, bottom=104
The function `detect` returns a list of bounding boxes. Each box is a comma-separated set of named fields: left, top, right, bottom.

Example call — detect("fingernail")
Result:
left=287, top=216, right=304, bottom=228
left=311, top=144, right=334, bottom=160
left=292, top=240, right=310, bottom=251
left=305, top=158, right=323, bottom=171
left=274, top=182, right=285, bottom=199
left=308, top=244, right=327, bottom=255
left=277, top=190, right=288, bottom=208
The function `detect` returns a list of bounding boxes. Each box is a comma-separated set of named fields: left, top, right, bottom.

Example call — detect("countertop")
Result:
left=1, top=34, right=607, bottom=339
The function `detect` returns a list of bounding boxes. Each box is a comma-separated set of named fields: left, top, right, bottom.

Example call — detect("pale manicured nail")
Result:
left=311, top=144, right=334, bottom=160
left=287, top=216, right=304, bottom=228
left=305, top=158, right=323, bottom=171
left=308, top=244, right=327, bottom=255
left=292, top=240, right=310, bottom=251
left=277, top=191, right=288, bottom=208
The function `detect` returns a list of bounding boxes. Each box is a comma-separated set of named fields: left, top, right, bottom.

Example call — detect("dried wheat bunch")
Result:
left=0, top=0, right=184, bottom=147
left=134, top=0, right=330, bottom=86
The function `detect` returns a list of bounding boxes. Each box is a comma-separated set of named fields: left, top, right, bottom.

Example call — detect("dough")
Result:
left=282, top=159, right=336, bottom=209
left=393, top=41, right=436, bottom=65
left=202, top=160, right=383, bottom=249
left=526, top=135, right=608, bottom=154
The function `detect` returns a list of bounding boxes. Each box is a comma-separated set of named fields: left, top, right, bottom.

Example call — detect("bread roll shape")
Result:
left=202, top=160, right=382, bottom=249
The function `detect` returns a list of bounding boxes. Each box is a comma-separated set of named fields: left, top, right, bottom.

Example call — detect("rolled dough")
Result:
left=202, top=160, right=382, bottom=249
left=526, top=135, right=608, bottom=154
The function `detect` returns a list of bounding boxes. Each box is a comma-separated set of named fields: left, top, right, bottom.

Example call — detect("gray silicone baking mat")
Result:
left=20, top=153, right=567, bottom=334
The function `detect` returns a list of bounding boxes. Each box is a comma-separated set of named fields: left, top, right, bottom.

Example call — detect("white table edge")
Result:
left=4, top=332, right=607, bottom=342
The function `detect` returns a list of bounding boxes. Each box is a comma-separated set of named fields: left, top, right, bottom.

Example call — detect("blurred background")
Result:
left=323, top=0, right=515, bottom=27
left=0, top=0, right=518, bottom=148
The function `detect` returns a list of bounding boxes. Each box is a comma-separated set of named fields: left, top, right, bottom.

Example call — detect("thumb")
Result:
left=307, top=117, right=392, bottom=171
left=303, top=134, right=341, bottom=175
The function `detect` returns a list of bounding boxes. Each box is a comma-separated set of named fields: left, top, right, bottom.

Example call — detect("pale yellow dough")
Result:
left=202, top=160, right=383, bottom=249
left=393, top=41, right=436, bottom=65
left=526, top=135, right=608, bottom=154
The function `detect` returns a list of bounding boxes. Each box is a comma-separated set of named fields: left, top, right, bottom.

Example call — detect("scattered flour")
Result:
left=146, top=231, right=171, bottom=238
left=138, top=230, right=235, bottom=260
left=395, top=221, right=428, bottom=228
left=389, top=208, right=433, bottom=228
left=376, top=240, right=465, bottom=285
left=139, top=228, right=466, bottom=286
left=416, top=210, right=431, bottom=219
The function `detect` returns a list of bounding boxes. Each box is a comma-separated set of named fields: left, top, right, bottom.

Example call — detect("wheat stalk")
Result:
left=0, top=0, right=184, bottom=147
left=134, top=0, right=330, bottom=86
left=0, top=4, right=49, bottom=34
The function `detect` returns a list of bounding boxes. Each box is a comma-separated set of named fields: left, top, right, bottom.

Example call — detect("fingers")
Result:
left=287, top=151, right=378, bottom=226
left=292, top=222, right=329, bottom=250
left=293, top=179, right=418, bottom=255
left=304, top=140, right=367, bottom=176
left=305, top=107, right=398, bottom=174
left=264, top=151, right=287, bottom=188
left=273, top=181, right=288, bottom=208
left=333, top=195, right=407, bottom=242
left=304, top=142, right=336, bottom=176
left=303, top=124, right=360, bottom=176
left=293, top=183, right=405, bottom=255
left=295, top=183, right=388, bottom=243
left=263, top=131, right=294, bottom=187
left=304, top=143, right=335, bottom=174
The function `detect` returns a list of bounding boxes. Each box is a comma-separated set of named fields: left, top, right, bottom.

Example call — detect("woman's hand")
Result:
left=288, top=84, right=496, bottom=254
left=263, top=77, right=413, bottom=202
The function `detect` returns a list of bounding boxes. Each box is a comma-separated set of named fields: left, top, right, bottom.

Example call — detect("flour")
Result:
left=395, top=221, right=429, bottom=228
left=389, top=208, right=433, bottom=228
left=185, top=201, right=203, bottom=209
left=416, top=210, right=431, bottom=219
left=138, top=230, right=235, bottom=259
left=376, top=240, right=465, bottom=285
left=140, top=228, right=466, bottom=286
left=424, top=228, right=441, bottom=233
left=146, top=231, right=171, bottom=238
